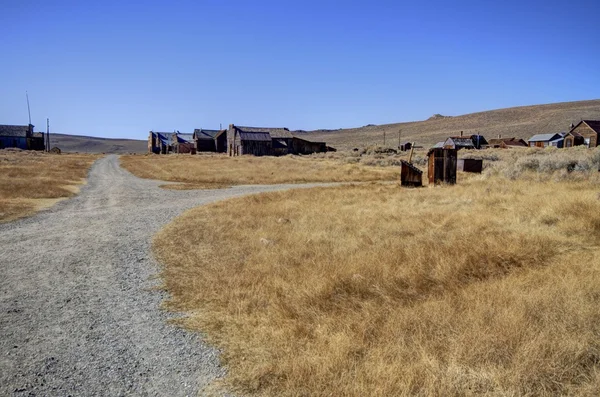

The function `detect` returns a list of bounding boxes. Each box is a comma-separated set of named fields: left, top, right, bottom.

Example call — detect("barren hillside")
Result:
left=48, top=133, right=147, bottom=153
left=296, top=99, right=600, bottom=150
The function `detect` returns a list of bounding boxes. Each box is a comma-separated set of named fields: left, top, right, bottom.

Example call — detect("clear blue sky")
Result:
left=2, top=0, right=599, bottom=139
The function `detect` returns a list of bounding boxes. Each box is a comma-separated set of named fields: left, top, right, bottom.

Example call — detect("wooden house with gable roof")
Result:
left=567, top=120, right=600, bottom=148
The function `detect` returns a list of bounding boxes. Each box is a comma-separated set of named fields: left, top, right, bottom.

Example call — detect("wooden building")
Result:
left=291, top=137, right=328, bottom=154
left=528, top=133, right=564, bottom=148
left=0, top=124, right=43, bottom=150
left=227, top=124, right=330, bottom=156
left=400, top=160, right=423, bottom=187
left=488, top=137, right=528, bottom=148
left=445, top=133, right=487, bottom=149
left=563, top=131, right=585, bottom=148
left=148, top=131, right=176, bottom=154
left=568, top=120, right=600, bottom=148
left=193, top=129, right=227, bottom=152
left=428, top=147, right=457, bottom=185
left=174, top=133, right=196, bottom=154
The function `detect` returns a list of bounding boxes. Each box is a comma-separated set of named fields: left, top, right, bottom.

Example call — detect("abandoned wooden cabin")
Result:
left=227, top=124, right=330, bottom=156
left=428, top=147, right=457, bottom=185
left=568, top=120, right=600, bottom=147
left=400, top=160, right=422, bottom=187
left=0, top=124, right=44, bottom=150
left=148, top=131, right=177, bottom=154
left=193, top=129, right=227, bottom=152
left=174, top=133, right=196, bottom=154
left=488, top=137, right=528, bottom=148
left=445, top=132, right=488, bottom=150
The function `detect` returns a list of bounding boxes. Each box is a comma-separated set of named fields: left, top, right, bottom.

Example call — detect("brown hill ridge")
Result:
left=297, top=99, right=600, bottom=150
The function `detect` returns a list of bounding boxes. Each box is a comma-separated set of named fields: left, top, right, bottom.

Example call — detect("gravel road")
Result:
left=0, top=155, right=332, bottom=396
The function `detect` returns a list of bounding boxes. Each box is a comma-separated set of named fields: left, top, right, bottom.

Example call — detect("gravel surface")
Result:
left=0, top=155, right=334, bottom=396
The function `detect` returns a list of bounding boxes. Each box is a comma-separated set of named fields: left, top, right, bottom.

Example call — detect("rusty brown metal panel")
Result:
left=457, top=159, right=482, bottom=173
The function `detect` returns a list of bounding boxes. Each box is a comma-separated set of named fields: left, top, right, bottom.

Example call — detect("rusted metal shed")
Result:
left=428, top=148, right=457, bottom=185
left=400, top=160, right=422, bottom=187
left=457, top=158, right=483, bottom=173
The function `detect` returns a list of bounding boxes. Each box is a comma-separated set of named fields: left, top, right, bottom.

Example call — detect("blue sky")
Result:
left=1, top=0, right=599, bottom=139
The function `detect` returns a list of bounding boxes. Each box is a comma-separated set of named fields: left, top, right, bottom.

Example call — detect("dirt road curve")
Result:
left=0, top=155, right=330, bottom=396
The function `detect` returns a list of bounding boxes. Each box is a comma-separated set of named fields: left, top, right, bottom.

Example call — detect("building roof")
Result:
left=194, top=129, right=224, bottom=140
left=446, top=137, right=475, bottom=149
left=156, top=132, right=176, bottom=145
left=177, top=133, right=194, bottom=143
left=239, top=132, right=272, bottom=142
left=0, top=125, right=31, bottom=137
left=488, top=137, right=528, bottom=147
left=431, top=141, right=445, bottom=149
left=470, top=134, right=488, bottom=145
left=576, top=120, right=600, bottom=134
left=235, top=125, right=292, bottom=139
left=528, top=133, right=562, bottom=142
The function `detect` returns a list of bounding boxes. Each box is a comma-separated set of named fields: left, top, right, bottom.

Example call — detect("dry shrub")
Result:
left=155, top=176, right=600, bottom=396
left=0, top=150, right=99, bottom=222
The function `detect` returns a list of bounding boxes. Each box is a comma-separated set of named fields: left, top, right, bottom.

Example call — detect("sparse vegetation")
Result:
left=120, top=154, right=398, bottom=187
left=303, top=99, right=600, bottom=150
left=0, top=150, right=99, bottom=222
left=155, top=165, right=600, bottom=396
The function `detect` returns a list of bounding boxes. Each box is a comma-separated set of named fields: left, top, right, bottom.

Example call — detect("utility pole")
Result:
left=46, top=118, right=50, bottom=152
left=383, top=130, right=386, bottom=146
left=26, top=91, right=32, bottom=125
left=398, top=129, right=402, bottom=148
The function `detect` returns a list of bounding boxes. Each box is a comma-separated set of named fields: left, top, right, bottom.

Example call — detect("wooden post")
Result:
left=408, top=142, right=415, bottom=163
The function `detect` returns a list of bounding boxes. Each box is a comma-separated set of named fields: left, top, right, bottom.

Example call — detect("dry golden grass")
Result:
left=0, top=150, right=99, bottom=222
left=155, top=169, right=600, bottom=396
left=120, top=154, right=398, bottom=187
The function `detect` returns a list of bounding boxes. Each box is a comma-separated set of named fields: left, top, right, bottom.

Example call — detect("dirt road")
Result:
left=0, top=155, right=331, bottom=396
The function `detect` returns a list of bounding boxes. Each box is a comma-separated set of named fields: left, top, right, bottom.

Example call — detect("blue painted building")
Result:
left=0, top=124, right=44, bottom=150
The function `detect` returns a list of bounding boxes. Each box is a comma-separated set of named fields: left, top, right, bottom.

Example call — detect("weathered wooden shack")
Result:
left=232, top=131, right=272, bottom=156
left=428, top=147, right=457, bottom=185
left=228, top=125, right=280, bottom=156
left=148, top=131, right=176, bottom=154
left=291, top=137, right=328, bottom=154
left=568, top=120, right=600, bottom=147
left=444, top=136, right=476, bottom=150
left=400, top=160, right=422, bottom=187
left=193, top=129, right=227, bottom=152
left=457, top=158, right=483, bottom=173
left=227, top=124, right=329, bottom=156
left=0, top=124, right=43, bottom=150
left=174, top=133, right=196, bottom=154
left=488, top=137, right=528, bottom=148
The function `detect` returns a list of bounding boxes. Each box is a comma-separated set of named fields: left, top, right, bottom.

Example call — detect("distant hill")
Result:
left=44, top=100, right=600, bottom=153
left=296, top=99, right=600, bottom=150
left=47, top=134, right=147, bottom=154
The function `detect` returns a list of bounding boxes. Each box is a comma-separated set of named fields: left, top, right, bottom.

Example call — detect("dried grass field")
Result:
left=120, top=154, right=398, bottom=188
left=0, top=150, right=99, bottom=222
left=155, top=149, right=600, bottom=396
